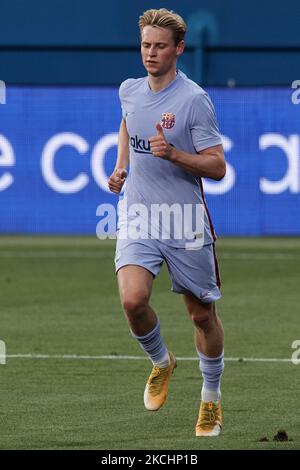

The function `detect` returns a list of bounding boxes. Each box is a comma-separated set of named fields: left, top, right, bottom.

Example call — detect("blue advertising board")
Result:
left=0, top=85, right=299, bottom=235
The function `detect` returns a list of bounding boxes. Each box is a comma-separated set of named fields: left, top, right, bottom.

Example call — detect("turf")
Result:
left=0, top=236, right=299, bottom=450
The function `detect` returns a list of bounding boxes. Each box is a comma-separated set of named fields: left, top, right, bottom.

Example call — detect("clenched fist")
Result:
left=108, top=168, right=127, bottom=194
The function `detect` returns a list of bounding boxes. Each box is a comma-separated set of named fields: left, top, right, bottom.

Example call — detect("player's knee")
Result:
left=190, top=310, right=211, bottom=330
left=122, top=291, right=149, bottom=318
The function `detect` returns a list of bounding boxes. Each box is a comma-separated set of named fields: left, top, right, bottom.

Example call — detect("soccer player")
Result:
left=108, top=8, right=226, bottom=437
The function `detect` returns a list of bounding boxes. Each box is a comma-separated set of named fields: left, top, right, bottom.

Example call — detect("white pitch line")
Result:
left=5, top=354, right=292, bottom=363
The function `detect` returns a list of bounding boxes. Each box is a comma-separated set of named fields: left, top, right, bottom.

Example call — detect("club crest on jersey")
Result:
left=161, top=112, right=176, bottom=129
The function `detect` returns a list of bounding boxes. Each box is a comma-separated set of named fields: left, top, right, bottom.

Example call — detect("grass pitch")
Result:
left=0, top=236, right=299, bottom=450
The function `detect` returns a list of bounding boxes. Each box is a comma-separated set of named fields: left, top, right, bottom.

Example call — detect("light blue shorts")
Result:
left=115, top=238, right=221, bottom=303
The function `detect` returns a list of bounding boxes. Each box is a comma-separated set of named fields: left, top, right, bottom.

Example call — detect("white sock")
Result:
left=201, top=388, right=221, bottom=403
left=131, top=319, right=170, bottom=368
left=153, top=350, right=170, bottom=368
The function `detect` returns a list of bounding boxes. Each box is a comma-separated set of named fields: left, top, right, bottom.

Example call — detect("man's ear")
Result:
left=176, top=40, right=185, bottom=57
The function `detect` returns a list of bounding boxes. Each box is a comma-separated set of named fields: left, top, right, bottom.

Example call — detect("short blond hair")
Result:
left=139, top=8, right=186, bottom=45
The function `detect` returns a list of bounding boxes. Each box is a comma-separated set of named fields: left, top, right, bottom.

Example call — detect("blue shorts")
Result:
left=115, top=238, right=221, bottom=303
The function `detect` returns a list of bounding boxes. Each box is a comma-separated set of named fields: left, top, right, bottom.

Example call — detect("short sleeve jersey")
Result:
left=119, top=70, right=222, bottom=247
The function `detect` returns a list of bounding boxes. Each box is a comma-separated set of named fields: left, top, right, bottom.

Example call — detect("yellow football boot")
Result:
left=144, top=352, right=177, bottom=411
left=195, top=400, right=222, bottom=436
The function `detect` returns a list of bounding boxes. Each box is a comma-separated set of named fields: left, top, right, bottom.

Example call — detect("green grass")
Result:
left=0, top=236, right=299, bottom=450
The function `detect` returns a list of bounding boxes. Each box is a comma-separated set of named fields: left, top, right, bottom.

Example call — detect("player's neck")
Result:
left=148, top=69, right=177, bottom=93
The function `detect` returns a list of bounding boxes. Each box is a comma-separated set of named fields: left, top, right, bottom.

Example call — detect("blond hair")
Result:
left=139, top=8, right=186, bottom=45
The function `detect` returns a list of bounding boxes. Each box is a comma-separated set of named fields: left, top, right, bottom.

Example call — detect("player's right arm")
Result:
left=108, top=118, right=129, bottom=194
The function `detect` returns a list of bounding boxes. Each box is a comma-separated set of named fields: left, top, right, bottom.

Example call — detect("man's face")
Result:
left=141, top=26, right=184, bottom=77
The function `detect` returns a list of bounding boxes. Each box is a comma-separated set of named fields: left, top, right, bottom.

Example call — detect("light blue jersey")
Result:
left=119, top=70, right=222, bottom=248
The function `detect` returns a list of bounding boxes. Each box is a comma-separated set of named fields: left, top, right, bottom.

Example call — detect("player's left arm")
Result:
left=149, top=124, right=226, bottom=181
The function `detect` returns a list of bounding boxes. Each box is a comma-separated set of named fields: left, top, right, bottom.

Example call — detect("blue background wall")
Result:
left=1, top=86, right=299, bottom=235
left=1, top=0, right=300, bottom=86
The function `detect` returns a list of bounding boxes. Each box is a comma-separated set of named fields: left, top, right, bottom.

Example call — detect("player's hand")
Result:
left=149, top=123, right=174, bottom=159
left=108, top=168, right=127, bottom=193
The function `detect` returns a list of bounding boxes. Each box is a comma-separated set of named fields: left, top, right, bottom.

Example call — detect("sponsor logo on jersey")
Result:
left=161, top=112, right=176, bottom=129
left=130, top=135, right=151, bottom=154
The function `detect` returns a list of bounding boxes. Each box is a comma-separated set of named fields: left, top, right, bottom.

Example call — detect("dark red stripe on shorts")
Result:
left=198, top=178, right=217, bottom=242
left=198, top=177, right=220, bottom=288
left=212, top=242, right=221, bottom=288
